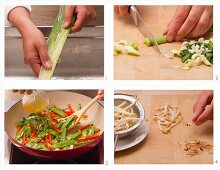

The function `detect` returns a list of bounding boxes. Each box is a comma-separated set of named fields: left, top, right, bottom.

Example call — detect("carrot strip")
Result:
left=82, top=114, right=88, bottom=118
left=76, top=135, right=99, bottom=143
left=16, top=126, right=22, bottom=134
left=80, top=124, right=92, bottom=131
left=67, top=104, right=74, bottom=113
left=94, top=128, right=100, bottom=133
left=51, top=123, right=62, bottom=134
left=22, top=132, right=26, bottom=145
left=48, top=132, right=52, bottom=144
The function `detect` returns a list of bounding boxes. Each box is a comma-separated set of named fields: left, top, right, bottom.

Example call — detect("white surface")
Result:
left=115, top=122, right=148, bottom=152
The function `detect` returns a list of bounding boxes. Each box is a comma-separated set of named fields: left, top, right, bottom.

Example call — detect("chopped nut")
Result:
left=184, top=139, right=213, bottom=156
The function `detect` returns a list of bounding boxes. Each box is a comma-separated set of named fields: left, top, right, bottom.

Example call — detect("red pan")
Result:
left=5, top=91, right=104, bottom=160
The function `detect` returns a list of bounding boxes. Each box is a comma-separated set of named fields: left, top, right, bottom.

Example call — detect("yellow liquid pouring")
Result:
left=23, top=95, right=47, bottom=113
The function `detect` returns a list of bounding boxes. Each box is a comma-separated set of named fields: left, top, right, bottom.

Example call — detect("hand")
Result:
left=98, top=89, right=104, bottom=100
left=64, top=5, right=96, bottom=33
left=8, top=7, right=52, bottom=76
left=164, top=5, right=213, bottom=42
left=114, top=6, right=130, bottom=16
left=12, top=90, right=33, bottom=95
left=22, top=26, right=52, bottom=76
left=192, top=90, right=213, bottom=126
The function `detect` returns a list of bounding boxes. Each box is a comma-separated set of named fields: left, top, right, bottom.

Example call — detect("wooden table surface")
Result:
left=114, top=6, right=213, bottom=80
left=114, top=90, right=213, bottom=164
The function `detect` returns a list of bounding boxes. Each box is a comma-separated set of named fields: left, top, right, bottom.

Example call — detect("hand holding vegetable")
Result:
left=64, top=5, right=96, bottom=33
left=8, top=7, right=52, bottom=76
left=164, top=5, right=213, bottom=42
left=114, top=6, right=130, bottom=16
left=192, top=90, right=213, bottom=126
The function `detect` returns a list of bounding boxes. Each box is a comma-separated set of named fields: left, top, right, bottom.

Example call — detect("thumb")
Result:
left=64, top=6, right=76, bottom=28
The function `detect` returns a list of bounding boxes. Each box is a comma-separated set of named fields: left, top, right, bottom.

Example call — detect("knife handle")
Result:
left=129, top=5, right=137, bottom=13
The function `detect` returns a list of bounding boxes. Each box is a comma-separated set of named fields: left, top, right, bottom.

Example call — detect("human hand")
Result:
left=12, top=90, right=33, bottom=95
left=192, top=90, right=213, bottom=126
left=8, top=7, right=52, bottom=77
left=114, top=6, right=130, bottom=16
left=98, top=89, right=104, bottom=100
left=64, top=5, right=96, bottom=33
left=22, top=26, right=52, bottom=76
left=164, top=5, right=213, bottom=42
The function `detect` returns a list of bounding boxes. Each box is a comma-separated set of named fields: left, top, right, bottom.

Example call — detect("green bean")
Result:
left=56, top=121, right=64, bottom=128
left=35, top=143, right=47, bottom=150
left=50, top=107, right=66, bottom=117
left=68, top=131, right=82, bottom=140
left=52, top=140, right=75, bottom=149
left=78, top=103, right=82, bottom=110
left=49, top=129, right=58, bottom=136
left=61, top=128, right=67, bottom=140
left=61, top=114, right=75, bottom=130
left=82, top=129, right=89, bottom=136
left=74, top=141, right=91, bottom=147
left=88, top=125, right=95, bottom=135
left=16, top=121, right=23, bottom=126
left=15, top=126, right=26, bottom=140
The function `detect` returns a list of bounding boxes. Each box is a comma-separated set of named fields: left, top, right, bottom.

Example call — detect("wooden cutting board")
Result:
left=114, top=90, right=213, bottom=164
left=114, top=6, right=213, bottom=80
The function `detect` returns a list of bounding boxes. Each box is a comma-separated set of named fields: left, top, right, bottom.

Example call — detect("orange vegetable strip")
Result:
left=16, top=126, right=22, bottom=134
left=67, top=104, right=74, bottom=113
left=80, top=124, right=92, bottom=131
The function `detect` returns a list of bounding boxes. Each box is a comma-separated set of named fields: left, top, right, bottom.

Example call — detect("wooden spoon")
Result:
left=70, top=94, right=100, bottom=129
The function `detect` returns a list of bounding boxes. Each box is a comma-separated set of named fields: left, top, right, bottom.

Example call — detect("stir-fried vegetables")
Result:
left=114, top=100, right=142, bottom=132
left=171, top=38, right=213, bottom=70
left=154, top=104, right=183, bottom=134
left=15, top=104, right=101, bottom=151
left=184, top=139, right=213, bottom=156
left=114, top=40, right=140, bottom=56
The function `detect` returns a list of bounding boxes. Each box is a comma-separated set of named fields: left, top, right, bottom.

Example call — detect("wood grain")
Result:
left=114, top=90, right=213, bottom=164
left=114, top=6, right=213, bottom=80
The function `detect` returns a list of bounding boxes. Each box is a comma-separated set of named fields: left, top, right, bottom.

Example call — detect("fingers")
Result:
left=26, top=90, right=33, bottom=95
left=194, top=101, right=213, bottom=126
left=30, top=62, right=41, bottom=77
left=118, top=6, right=130, bottom=16
left=187, top=6, right=213, bottom=38
left=64, top=6, right=76, bottom=28
left=192, top=91, right=213, bottom=122
left=114, top=6, right=119, bottom=14
left=165, top=6, right=192, bottom=42
left=70, top=6, right=96, bottom=33
left=98, top=89, right=104, bottom=100
left=175, top=6, right=204, bottom=41
left=36, top=39, right=52, bottom=70
left=12, top=90, right=33, bottom=95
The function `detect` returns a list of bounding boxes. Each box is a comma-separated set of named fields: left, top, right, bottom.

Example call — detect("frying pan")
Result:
left=5, top=91, right=104, bottom=160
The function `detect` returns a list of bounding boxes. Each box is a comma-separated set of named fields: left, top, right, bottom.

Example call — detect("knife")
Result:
left=129, top=5, right=162, bottom=54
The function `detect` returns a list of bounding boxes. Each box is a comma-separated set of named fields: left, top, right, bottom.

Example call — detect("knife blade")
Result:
left=130, top=5, right=162, bottom=54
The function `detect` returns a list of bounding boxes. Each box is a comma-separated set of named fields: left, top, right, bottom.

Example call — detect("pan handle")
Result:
left=114, top=93, right=137, bottom=99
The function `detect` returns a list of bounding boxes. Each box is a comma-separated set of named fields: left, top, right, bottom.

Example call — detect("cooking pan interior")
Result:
left=5, top=91, right=104, bottom=147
